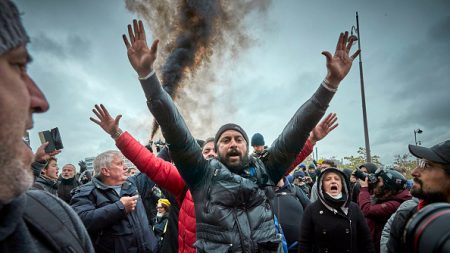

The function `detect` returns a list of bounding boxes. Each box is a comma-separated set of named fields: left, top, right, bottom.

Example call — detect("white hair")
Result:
left=93, top=150, right=121, bottom=176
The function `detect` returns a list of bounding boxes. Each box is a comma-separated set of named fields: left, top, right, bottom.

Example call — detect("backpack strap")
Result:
left=23, top=190, right=85, bottom=253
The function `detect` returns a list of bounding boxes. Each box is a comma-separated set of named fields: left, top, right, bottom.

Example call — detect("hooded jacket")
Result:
left=140, top=73, right=334, bottom=252
left=358, top=186, right=412, bottom=252
left=299, top=168, right=375, bottom=253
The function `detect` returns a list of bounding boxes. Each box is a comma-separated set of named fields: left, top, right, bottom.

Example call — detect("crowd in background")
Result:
left=1, top=1, right=449, bottom=253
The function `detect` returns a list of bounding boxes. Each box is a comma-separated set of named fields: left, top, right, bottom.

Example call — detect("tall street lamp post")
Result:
left=350, top=12, right=371, bottom=163
left=414, top=129, right=423, bottom=146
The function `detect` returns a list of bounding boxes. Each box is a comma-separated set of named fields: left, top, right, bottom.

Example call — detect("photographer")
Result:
left=358, top=168, right=411, bottom=252
left=387, top=140, right=450, bottom=253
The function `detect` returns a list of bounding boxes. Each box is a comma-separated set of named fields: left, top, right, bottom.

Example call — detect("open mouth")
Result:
left=330, top=185, right=338, bottom=191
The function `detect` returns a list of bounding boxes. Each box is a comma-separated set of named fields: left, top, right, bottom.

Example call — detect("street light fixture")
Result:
left=351, top=12, right=371, bottom=163
left=414, top=129, right=423, bottom=146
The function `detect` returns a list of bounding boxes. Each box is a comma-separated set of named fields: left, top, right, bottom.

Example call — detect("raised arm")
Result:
left=122, top=20, right=206, bottom=188
left=286, top=113, right=338, bottom=174
left=266, top=32, right=359, bottom=182
left=89, top=104, right=188, bottom=201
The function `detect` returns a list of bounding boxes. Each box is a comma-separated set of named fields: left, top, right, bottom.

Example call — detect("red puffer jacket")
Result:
left=116, top=132, right=196, bottom=253
left=117, top=132, right=314, bottom=253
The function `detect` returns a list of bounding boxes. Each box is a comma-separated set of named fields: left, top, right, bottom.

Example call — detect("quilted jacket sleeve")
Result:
left=139, top=74, right=208, bottom=189
left=266, top=85, right=335, bottom=183
left=116, top=131, right=187, bottom=203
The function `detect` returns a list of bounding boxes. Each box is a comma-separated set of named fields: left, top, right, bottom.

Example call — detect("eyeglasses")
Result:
left=156, top=206, right=164, bottom=209
left=417, top=159, right=431, bottom=171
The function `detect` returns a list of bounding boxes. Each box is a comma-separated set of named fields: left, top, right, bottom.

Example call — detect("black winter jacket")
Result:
left=0, top=190, right=94, bottom=252
left=140, top=73, right=334, bottom=252
left=299, top=168, right=375, bottom=253
left=32, top=175, right=58, bottom=195
left=71, top=177, right=158, bottom=253
left=57, top=176, right=80, bottom=203
left=271, top=178, right=310, bottom=251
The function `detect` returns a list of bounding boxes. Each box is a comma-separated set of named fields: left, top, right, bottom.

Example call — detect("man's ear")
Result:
left=101, top=167, right=109, bottom=177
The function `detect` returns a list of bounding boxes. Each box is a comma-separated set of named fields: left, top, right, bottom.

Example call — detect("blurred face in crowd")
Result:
left=43, top=159, right=59, bottom=180
left=360, top=166, right=369, bottom=173
left=410, top=159, right=450, bottom=203
left=319, top=162, right=333, bottom=171
left=156, top=204, right=167, bottom=217
left=128, top=167, right=138, bottom=176
left=322, top=171, right=342, bottom=197
left=0, top=45, right=49, bottom=203
left=202, top=141, right=216, bottom=160
left=293, top=177, right=305, bottom=186
left=372, top=177, right=387, bottom=198
left=61, top=164, right=76, bottom=179
left=102, top=154, right=128, bottom=185
left=217, top=130, right=248, bottom=172
left=253, top=145, right=264, bottom=154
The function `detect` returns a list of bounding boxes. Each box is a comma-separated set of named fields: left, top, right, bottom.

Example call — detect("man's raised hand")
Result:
left=310, top=113, right=338, bottom=144
left=322, top=31, right=360, bottom=88
left=89, top=104, right=122, bottom=137
left=123, top=19, right=159, bottom=78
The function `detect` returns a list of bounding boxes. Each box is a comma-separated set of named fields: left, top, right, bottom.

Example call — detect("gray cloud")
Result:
left=30, top=33, right=92, bottom=61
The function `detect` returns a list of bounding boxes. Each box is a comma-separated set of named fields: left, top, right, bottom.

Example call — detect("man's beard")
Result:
left=411, top=178, right=447, bottom=203
left=0, top=136, right=34, bottom=204
left=219, top=148, right=249, bottom=174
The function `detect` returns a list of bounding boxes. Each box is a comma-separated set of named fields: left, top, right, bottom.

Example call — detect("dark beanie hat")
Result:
left=251, top=133, right=265, bottom=146
left=214, top=123, right=249, bottom=148
left=359, top=162, right=378, bottom=174
left=0, top=0, right=29, bottom=55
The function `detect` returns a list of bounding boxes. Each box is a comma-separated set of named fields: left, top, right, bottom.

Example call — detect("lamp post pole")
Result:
left=353, top=12, right=371, bottom=163
left=414, top=129, right=423, bottom=146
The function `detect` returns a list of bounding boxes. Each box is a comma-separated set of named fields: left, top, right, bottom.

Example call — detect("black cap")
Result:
left=409, top=140, right=450, bottom=165
left=214, top=123, right=249, bottom=149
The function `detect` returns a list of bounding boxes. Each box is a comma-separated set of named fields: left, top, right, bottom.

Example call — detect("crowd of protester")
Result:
left=0, top=1, right=449, bottom=252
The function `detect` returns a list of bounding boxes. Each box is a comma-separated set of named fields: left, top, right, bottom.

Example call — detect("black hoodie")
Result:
left=299, top=168, right=375, bottom=253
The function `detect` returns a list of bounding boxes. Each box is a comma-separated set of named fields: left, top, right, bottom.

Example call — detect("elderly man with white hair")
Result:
left=71, top=150, right=158, bottom=253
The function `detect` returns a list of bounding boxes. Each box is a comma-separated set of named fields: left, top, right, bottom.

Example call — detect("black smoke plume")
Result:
left=125, top=0, right=270, bottom=140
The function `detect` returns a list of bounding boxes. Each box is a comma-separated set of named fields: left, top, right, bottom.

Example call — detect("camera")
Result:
left=353, top=169, right=378, bottom=185
left=404, top=202, right=450, bottom=253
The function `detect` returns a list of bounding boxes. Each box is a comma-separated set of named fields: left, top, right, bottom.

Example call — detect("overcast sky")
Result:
left=16, top=0, right=450, bottom=169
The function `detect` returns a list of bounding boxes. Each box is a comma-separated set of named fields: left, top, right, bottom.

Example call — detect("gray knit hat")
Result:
left=0, top=0, right=29, bottom=55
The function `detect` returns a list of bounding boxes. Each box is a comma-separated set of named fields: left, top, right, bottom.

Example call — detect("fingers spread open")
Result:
left=114, top=115, right=122, bottom=125
left=128, top=24, right=135, bottom=43
left=150, top=39, right=159, bottom=54
left=346, top=36, right=354, bottom=53
left=321, top=51, right=332, bottom=63
left=351, top=49, right=361, bottom=61
left=89, top=117, right=101, bottom=125
left=123, top=34, right=131, bottom=49
left=138, top=20, right=146, bottom=40
left=133, top=19, right=139, bottom=40
left=100, top=104, right=110, bottom=117
left=94, top=104, right=104, bottom=118
left=92, top=107, right=102, bottom=120
left=334, top=32, right=344, bottom=54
